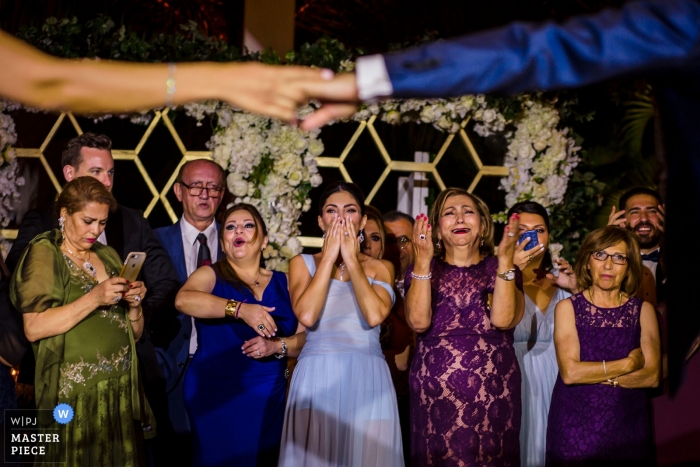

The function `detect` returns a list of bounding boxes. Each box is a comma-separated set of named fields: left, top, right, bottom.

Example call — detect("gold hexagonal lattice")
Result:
left=1, top=111, right=509, bottom=249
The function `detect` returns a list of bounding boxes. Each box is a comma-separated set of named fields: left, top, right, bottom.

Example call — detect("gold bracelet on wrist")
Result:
left=224, top=299, right=241, bottom=318
left=129, top=307, right=143, bottom=322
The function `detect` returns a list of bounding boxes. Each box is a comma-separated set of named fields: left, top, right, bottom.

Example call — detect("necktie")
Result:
left=197, top=233, right=212, bottom=268
left=641, top=250, right=661, bottom=262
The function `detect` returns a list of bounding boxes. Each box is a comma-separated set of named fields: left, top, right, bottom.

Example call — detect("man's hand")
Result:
left=298, top=73, right=360, bottom=130
left=607, top=206, right=626, bottom=228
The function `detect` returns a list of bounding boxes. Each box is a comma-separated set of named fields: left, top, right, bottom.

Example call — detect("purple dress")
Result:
left=406, top=256, right=523, bottom=467
left=545, top=293, right=654, bottom=466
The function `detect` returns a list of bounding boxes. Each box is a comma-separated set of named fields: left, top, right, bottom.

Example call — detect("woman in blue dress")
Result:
left=279, top=181, right=403, bottom=467
left=508, top=201, right=575, bottom=466
left=175, top=203, right=305, bottom=467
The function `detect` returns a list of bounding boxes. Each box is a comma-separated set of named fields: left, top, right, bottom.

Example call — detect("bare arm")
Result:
left=0, top=30, right=331, bottom=121
left=405, top=213, right=433, bottom=333
left=554, top=299, right=644, bottom=385
left=175, top=266, right=277, bottom=338
left=491, top=214, right=525, bottom=330
left=345, top=258, right=395, bottom=328
left=23, top=277, right=130, bottom=342
left=617, top=302, right=661, bottom=388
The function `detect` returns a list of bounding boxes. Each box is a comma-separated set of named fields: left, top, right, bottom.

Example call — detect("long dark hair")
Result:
left=212, top=203, right=268, bottom=293
left=507, top=201, right=553, bottom=272
left=318, top=181, right=366, bottom=217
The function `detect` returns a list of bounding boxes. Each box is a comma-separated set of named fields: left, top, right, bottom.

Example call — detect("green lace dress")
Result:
left=11, top=230, right=154, bottom=466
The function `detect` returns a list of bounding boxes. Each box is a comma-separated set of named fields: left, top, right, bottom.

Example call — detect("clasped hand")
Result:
left=321, top=215, right=361, bottom=266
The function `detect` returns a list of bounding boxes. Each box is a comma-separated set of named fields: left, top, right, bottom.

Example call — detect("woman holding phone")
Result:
left=508, top=201, right=573, bottom=466
left=10, top=177, right=152, bottom=466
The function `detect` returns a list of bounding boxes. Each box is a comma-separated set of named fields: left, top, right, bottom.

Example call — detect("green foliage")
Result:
left=549, top=170, right=606, bottom=261
left=286, top=37, right=357, bottom=72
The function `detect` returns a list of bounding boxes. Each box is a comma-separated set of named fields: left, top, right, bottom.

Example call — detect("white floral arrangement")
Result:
left=185, top=102, right=324, bottom=272
left=0, top=92, right=579, bottom=269
left=0, top=100, right=25, bottom=258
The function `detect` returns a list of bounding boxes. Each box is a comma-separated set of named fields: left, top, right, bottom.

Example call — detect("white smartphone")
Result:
left=120, top=252, right=147, bottom=283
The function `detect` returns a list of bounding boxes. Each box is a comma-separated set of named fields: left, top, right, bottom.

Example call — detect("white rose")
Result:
left=227, top=173, right=249, bottom=197
left=384, top=110, right=401, bottom=124
left=288, top=171, right=302, bottom=187
left=420, top=106, right=436, bottom=123
left=303, top=198, right=312, bottom=212
left=482, top=109, right=496, bottom=123
left=310, top=173, right=323, bottom=187
left=307, top=139, right=324, bottom=157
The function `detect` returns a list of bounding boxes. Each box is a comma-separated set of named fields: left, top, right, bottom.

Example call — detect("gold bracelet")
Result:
left=224, top=299, right=241, bottom=318
left=129, top=307, right=143, bottom=322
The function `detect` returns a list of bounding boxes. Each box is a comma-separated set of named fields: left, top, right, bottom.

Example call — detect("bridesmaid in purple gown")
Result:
left=547, top=226, right=661, bottom=466
left=405, top=188, right=525, bottom=466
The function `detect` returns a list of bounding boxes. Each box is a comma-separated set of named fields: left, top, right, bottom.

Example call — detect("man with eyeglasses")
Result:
left=153, top=158, right=225, bottom=465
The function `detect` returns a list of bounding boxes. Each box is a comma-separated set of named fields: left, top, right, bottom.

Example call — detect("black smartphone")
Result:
left=518, top=230, right=540, bottom=251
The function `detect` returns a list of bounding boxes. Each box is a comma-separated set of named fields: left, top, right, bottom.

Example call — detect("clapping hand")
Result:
left=321, top=215, right=342, bottom=262
left=339, top=215, right=361, bottom=265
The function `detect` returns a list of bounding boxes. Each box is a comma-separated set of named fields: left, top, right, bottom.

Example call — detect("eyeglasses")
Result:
left=180, top=182, right=223, bottom=197
left=592, top=250, right=628, bottom=265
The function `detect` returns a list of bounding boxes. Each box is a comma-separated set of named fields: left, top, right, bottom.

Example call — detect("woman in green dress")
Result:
left=11, top=177, right=153, bottom=466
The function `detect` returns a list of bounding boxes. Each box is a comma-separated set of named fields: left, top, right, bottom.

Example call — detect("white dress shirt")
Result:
left=356, top=54, right=394, bottom=101
left=642, top=247, right=661, bottom=280
left=179, top=217, right=219, bottom=355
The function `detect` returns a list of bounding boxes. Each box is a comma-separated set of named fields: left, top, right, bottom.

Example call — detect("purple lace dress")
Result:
left=406, top=256, right=523, bottom=467
left=545, top=293, right=654, bottom=466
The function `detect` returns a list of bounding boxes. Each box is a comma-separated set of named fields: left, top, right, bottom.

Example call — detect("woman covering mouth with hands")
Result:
left=279, top=181, right=404, bottom=467
left=175, top=203, right=305, bottom=467
left=404, top=187, right=525, bottom=466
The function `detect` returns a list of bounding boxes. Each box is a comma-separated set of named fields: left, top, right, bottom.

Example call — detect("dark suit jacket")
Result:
left=153, top=219, right=222, bottom=435
left=381, top=0, right=700, bottom=391
left=7, top=202, right=180, bottom=384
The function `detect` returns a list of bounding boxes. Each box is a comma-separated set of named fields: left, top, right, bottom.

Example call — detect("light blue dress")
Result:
left=278, top=255, right=404, bottom=467
left=513, top=287, right=570, bottom=467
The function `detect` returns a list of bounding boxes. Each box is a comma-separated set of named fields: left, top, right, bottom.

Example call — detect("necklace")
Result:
left=64, top=246, right=97, bottom=278
left=587, top=288, right=622, bottom=307
left=252, top=269, right=261, bottom=287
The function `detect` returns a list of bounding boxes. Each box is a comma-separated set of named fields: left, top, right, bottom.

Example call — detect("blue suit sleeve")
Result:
left=384, top=0, right=700, bottom=97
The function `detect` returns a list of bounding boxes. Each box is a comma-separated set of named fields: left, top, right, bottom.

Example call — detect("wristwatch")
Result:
left=496, top=268, right=516, bottom=281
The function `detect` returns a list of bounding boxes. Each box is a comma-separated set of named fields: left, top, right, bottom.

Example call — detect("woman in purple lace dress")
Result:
left=547, top=226, right=660, bottom=466
left=405, top=188, right=525, bottom=466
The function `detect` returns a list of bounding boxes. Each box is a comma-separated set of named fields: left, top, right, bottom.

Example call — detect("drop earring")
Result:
left=358, top=230, right=365, bottom=243
left=436, top=240, right=443, bottom=250
left=322, top=231, right=326, bottom=239
left=58, top=216, right=65, bottom=240
left=480, top=237, right=484, bottom=247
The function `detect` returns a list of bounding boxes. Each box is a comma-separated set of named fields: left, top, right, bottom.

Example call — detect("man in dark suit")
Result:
left=6, top=132, right=180, bottom=463
left=153, top=159, right=225, bottom=465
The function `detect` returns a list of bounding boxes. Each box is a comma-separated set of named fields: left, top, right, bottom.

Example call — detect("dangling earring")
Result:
left=480, top=237, right=484, bottom=247
left=436, top=240, right=443, bottom=250
left=58, top=216, right=65, bottom=240
left=358, top=230, right=365, bottom=243
left=322, top=232, right=326, bottom=239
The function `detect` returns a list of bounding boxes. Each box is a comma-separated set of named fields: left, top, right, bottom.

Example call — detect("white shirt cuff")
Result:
left=356, top=54, right=394, bottom=102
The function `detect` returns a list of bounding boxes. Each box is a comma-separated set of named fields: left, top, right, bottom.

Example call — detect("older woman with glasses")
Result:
left=546, top=226, right=660, bottom=466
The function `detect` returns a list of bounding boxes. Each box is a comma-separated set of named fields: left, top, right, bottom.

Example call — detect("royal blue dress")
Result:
left=183, top=268, right=298, bottom=467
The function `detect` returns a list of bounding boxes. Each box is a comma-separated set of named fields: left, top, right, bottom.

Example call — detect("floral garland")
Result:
left=0, top=100, right=25, bottom=258
left=0, top=93, right=580, bottom=269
